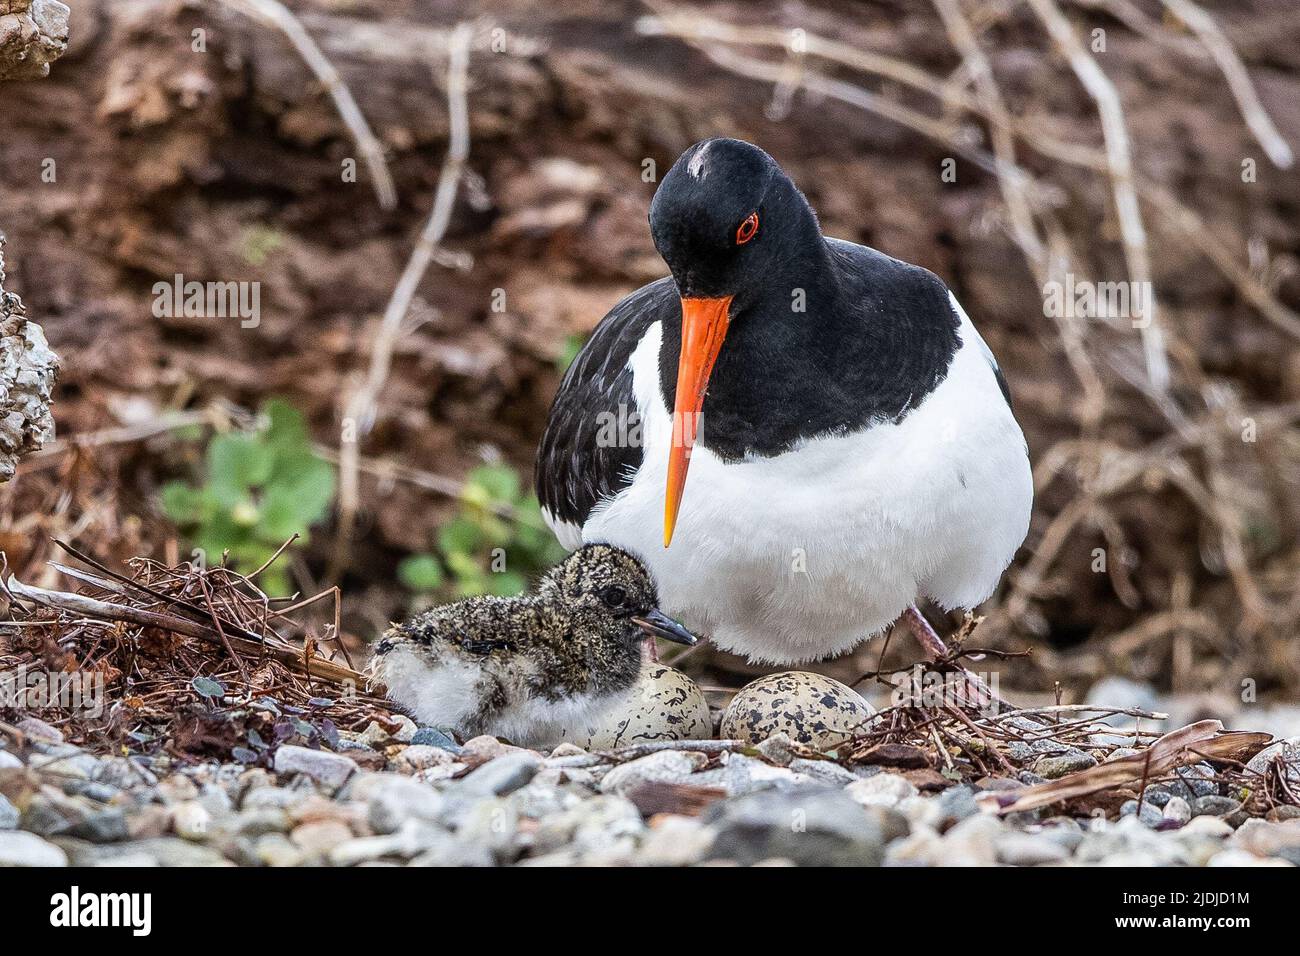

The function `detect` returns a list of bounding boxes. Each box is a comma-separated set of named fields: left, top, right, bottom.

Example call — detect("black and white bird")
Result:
left=536, top=138, right=1031, bottom=665
left=372, top=544, right=696, bottom=746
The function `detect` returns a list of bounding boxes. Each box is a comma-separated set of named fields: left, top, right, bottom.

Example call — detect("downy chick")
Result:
left=372, top=543, right=696, bottom=747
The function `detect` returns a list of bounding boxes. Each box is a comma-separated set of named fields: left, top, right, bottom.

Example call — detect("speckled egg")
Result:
left=721, top=672, right=876, bottom=749
left=558, top=664, right=711, bottom=750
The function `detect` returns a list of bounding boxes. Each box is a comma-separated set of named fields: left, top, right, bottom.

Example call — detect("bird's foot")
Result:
left=901, top=605, right=1001, bottom=712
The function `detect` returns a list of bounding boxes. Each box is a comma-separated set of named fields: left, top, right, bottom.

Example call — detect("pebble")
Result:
left=1229, top=818, right=1300, bottom=865
left=1032, top=750, right=1098, bottom=778
left=1245, top=737, right=1300, bottom=790
left=788, top=758, right=857, bottom=788
left=0, top=829, right=68, bottom=866
left=845, top=772, right=916, bottom=808
left=1162, top=796, right=1192, bottom=826
left=410, top=727, right=460, bottom=750
left=0, top=794, right=19, bottom=830
left=366, top=777, right=444, bottom=833
left=1191, top=795, right=1241, bottom=817
left=290, top=820, right=353, bottom=856
left=172, top=801, right=212, bottom=840
left=0, top=750, right=22, bottom=769
left=254, top=833, right=305, bottom=867
left=1120, top=798, right=1164, bottom=828
left=705, top=788, right=900, bottom=866
left=1207, top=848, right=1294, bottom=867
left=638, top=815, right=716, bottom=866
left=384, top=743, right=457, bottom=775
left=16, top=716, right=63, bottom=743
left=598, top=750, right=706, bottom=796
left=457, top=752, right=542, bottom=797
left=273, top=746, right=357, bottom=790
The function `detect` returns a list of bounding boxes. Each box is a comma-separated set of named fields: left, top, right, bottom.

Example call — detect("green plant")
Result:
left=161, top=399, right=336, bottom=595
left=398, top=463, right=567, bottom=599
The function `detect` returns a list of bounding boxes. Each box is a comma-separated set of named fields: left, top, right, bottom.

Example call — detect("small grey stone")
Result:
left=1162, top=796, right=1192, bottom=825
left=367, top=777, right=444, bottom=834
left=930, top=785, right=980, bottom=829
left=273, top=745, right=357, bottom=790
left=411, top=728, right=460, bottom=751
left=1246, top=737, right=1300, bottom=791
left=0, top=750, right=22, bottom=769
left=1192, top=795, right=1243, bottom=817
left=598, top=750, right=704, bottom=797
left=16, top=716, right=63, bottom=743
left=704, top=787, right=897, bottom=866
left=754, top=733, right=797, bottom=767
left=1168, top=764, right=1219, bottom=799
left=689, top=752, right=818, bottom=796
left=1142, top=784, right=1173, bottom=808
left=0, top=794, right=21, bottom=830
left=788, top=758, right=857, bottom=788
left=0, top=830, right=68, bottom=866
left=993, top=832, right=1066, bottom=868
left=457, top=752, right=542, bottom=797
left=1032, top=750, right=1098, bottom=779
left=230, top=807, right=291, bottom=837
left=1120, top=799, right=1164, bottom=828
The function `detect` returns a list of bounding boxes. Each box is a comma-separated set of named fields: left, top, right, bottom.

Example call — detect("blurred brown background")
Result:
left=1, top=0, right=1299, bottom=716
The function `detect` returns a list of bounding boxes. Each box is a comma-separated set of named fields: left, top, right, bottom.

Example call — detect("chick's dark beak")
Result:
left=632, top=608, right=698, bottom=646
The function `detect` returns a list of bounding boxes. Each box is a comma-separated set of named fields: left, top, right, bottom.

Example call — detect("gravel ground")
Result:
left=2, top=714, right=1299, bottom=867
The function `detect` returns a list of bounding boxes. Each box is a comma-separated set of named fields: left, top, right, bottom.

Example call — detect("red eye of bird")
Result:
left=735, top=212, right=759, bottom=245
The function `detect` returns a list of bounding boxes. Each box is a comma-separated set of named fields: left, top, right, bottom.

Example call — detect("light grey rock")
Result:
left=1120, top=799, right=1164, bottom=828
left=273, top=745, right=357, bottom=790
left=788, top=758, right=857, bottom=788
left=993, top=832, right=1066, bottom=868
left=171, top=801, right=212, bottom=840
left=253, top=833, right=304, bottom=867
left=845, top=772, right=917, bottom=808
left=229, top=807, right=292, bottom=837
left=1162, top=796, right=1192, bottom=826
left=598, top=750, right=705, bottom=796
left=367, top=776, right=444, bottom=834
left=754, top=733, right=798, bottom=767
left=531, top=795, right=644, bottom=856
left=15, top=715, right=62, bottom=743
left=329, top=819, right=450, bottom=865
left=1192, top=795, right=1242, bottom=818
left=1167, top=764, right=1219, bottom=799
left=0, top=750, right=22, bottom=769
left=704, top=787, right=900, bottom=866
left=1032, top=750, right=1098, bottom=779
left=0, top=829, right=67, bottom=866
left=457, top=752, right=542, bottom=797
left=240, top=786, right=302, bottom=811
left=1076, top=817, right=1191, bottom=866
left=689, top=752, right=818, bottom=796
left=1246, top=737, right=1300, bottom=791
left=0, top=793, right=19, bottom=830
left=1230, top=818, right=1300, bottom=865
left=636, top=815, right=716, bottom=866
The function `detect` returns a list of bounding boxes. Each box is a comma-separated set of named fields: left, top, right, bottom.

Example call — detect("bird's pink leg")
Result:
left=900, top=604, right=998, bottom=711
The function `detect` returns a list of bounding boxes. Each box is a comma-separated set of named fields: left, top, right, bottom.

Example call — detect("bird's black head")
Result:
left=649, top=138, right=821, bottom=305
left=540, top=543, right=697, bottom=649
left=648, top=140, right=830, bottom=548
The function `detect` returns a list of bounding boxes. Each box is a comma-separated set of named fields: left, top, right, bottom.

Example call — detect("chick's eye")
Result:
left=599, top=586, right=627, bottom=609
left=735, top=212, right=759, bottom=245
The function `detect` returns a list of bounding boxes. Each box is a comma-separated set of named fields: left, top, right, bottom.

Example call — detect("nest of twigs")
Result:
left=0, top=539, right=396, bottom=766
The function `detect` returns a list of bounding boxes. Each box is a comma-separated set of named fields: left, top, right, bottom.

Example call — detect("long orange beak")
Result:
left=664, top=295, right=732, bottom=547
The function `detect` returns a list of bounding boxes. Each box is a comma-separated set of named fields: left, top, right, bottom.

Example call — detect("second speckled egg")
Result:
left=720, top=671, right=876, bottom=749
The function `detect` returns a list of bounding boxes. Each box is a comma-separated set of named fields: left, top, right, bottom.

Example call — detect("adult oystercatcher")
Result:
left=536, top=138, right=1031, bottom=665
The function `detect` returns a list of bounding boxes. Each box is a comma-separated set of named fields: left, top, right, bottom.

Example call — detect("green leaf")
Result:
left=467, top=464, right=520, bottom=505
left=438, top=517, right=483, bottom=557
left=263, top=398, right=309, bottom=449
left=556, top=333, right=586, bottom=372
left=161, top=482, right=208, bottom=525
left=398, top=554, right=445, bottom=591
left=207, top=433, right=273, bottom=505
